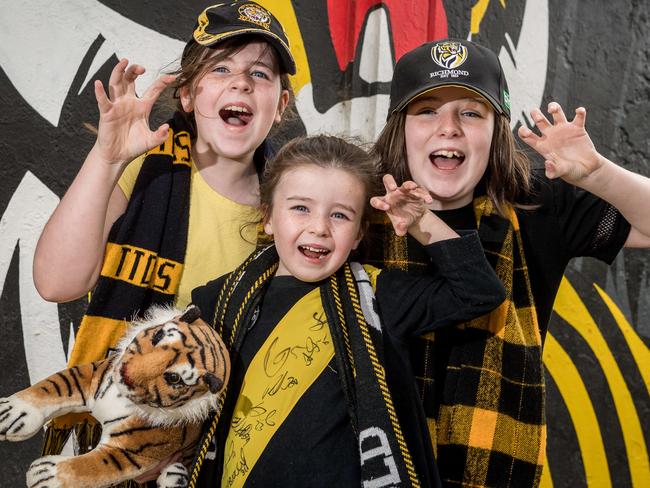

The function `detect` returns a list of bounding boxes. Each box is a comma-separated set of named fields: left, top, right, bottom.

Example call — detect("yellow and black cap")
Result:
left=388, top=38, right=510, bottom=119
left=183, top=1, right=296, bottom=75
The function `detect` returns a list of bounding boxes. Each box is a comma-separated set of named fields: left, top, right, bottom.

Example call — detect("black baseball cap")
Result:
left=183, top=1, right=296, bottom=75
left=388, top=38, right=510, bottom=119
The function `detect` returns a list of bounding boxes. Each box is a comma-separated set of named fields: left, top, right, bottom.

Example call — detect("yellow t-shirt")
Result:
left=118, top=156, right=259, bottom=307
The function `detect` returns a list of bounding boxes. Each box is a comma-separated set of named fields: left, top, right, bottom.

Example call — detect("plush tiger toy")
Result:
left=0, top=304, right=229, bottom=488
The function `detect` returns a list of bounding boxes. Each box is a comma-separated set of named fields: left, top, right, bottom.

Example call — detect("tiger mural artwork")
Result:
left=0, top=304, right=230, bottom=488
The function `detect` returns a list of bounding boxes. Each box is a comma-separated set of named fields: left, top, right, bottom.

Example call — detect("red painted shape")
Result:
left=327, top=0, right=448, bottom=71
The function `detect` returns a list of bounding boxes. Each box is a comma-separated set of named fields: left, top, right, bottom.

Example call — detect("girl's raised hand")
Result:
left=518, top=102, right=603, bottom=184
left=93, top=59, right=177, bottom=166
left=370, top=174, right=433, bottom=236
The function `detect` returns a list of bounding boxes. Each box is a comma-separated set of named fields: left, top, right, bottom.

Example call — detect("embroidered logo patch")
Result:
left=238, top=3, right=271, bottom=30
left=431, top=40, right=468, bottom=69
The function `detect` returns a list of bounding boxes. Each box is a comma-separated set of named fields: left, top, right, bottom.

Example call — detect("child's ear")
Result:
left=180, top=86, right=193, bottom=113
left=275, top=90, right=290, bottom=123
left=262, top=205, right=273, bottom=235
left=352, top=229, right=364, bottom=250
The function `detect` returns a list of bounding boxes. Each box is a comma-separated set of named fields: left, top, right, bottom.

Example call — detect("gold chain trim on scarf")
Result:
left=342, top=265, right=421, bottom=488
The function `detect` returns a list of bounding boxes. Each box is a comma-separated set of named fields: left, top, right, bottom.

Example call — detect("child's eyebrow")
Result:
left=220, top=56, right=275, bottom=71
left=286, top=196, right=358, bottom=214
left=248, top=59, right=275, bottom=71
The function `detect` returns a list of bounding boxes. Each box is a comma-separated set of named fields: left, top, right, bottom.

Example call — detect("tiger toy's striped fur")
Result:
left=0, top=304, right=229, bottom=488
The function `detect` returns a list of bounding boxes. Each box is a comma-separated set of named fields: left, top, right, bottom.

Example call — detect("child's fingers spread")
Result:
left=108, top=59, right=129, bottom=98
left=370, top=196, right=390, bottom=211
left=544, top=160, right=559, bottom=179
left=153, top=124, right=170, bottom=143
left=383, top=174, right=398, bottom=192
left=517, top=125, right=534, bottom=139
left=143, top=75, right=177, bottom=102
left=402, top=180, right=418, bottom=191
left=123, top=64, right=145, bottom=89
left=573, top=107, right=587, bottom=127
left=530, top=108, right=551, bottom=130
left=412, top=187, right=433, bottom=203
left=94, top=80, right=111, bottom=111
left=548, top=102, right=568, bottom=124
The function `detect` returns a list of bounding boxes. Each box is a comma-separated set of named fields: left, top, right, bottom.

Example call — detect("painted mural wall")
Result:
left=0, top=1, right=648, bottom=486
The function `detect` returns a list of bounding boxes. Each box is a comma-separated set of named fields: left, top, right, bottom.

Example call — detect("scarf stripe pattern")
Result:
left=42, top=113, right=193, bottom=468
left=341, top=265, right=420, bottom=486
left=188, top=246, right=421, bottom=487
left=368, top=196, right=545, bottom=488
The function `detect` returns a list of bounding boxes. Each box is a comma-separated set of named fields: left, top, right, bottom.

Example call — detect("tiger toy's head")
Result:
left=113, top=304, right=230, bottom=426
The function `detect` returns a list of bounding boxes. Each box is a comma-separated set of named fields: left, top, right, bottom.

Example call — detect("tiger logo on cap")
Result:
left=431, top=41, right=468, bottom=70
left=239, top=3, right=271, bottom=30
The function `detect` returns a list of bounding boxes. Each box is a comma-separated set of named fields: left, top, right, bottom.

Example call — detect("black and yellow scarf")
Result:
left=368, top=196, right=545, bottom=487
left=42, top=113, right=271, bottom=476
left=188, top=245, right=423, bottom=487
left=42, top=112, right=194, bottom=461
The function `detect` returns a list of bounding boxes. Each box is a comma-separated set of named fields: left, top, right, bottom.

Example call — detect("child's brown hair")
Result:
left=170, top=36, right=295, bottom=138
left=373, top=111, right=532, bottom=216
left=261, top=135, right=379, bottom=234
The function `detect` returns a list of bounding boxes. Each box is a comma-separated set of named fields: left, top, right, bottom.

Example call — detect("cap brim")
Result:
left=190, top=28, right=296, bottom=75
left=391, top=82, right=505, bottom=118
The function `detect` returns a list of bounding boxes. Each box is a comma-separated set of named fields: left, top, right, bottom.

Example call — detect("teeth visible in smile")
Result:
left=224, top=105, right=250, bottom=113
left=302, top=246, right=329, bottom=254
left=433, top=150, right=463, bottom=158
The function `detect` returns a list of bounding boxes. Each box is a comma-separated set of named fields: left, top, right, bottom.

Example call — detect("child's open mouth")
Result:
left=429, top=150, right=465, bottom=170
left=219, top=105, right=253, bottom=126
left=299, top=245, right=330, bottom=260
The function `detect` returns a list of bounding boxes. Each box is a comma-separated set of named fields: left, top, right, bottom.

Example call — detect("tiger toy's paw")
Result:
left=157, top=462, right=189, bottom=488
left=0, top=396, right=45, bottom=441
left=26, top=455, right=66, bottom=488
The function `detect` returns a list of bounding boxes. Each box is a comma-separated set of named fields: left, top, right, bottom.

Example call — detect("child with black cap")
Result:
left=372, top=38, right=650, bottom=487
left=32, top=0, right=295, bottom=469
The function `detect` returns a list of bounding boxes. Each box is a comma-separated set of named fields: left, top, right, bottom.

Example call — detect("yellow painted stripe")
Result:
left=593, top=283, right=650, bottom=393
left=543, top=333, right=611, bottom=487
left=470, top=0, right=507, bottom=34
left=470, top=0, right=490, bottom=34
left=554, top=277, right=650, bottom=487
left=539, top=451, right=553, bottom=488
left=257, top=0, right=311, bottom=92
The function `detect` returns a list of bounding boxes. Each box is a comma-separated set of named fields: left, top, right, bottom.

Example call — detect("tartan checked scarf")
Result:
left=188, top=245, right=423, bottom=488
left=367, top=196, right=545, bottom=487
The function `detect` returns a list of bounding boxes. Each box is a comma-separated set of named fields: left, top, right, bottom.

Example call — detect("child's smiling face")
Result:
left=264, top=165, right=366, bottom=282
left=181, top=40, right=289, bottom=164
left=404, top=86, right=495, bottom=210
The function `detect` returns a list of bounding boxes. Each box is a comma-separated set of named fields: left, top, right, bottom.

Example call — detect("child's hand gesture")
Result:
left=370, top=174, right=433, bottom=236
left=518, top=102, right=604, bottom=185
left=93, top=59, right=176, bottom=166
